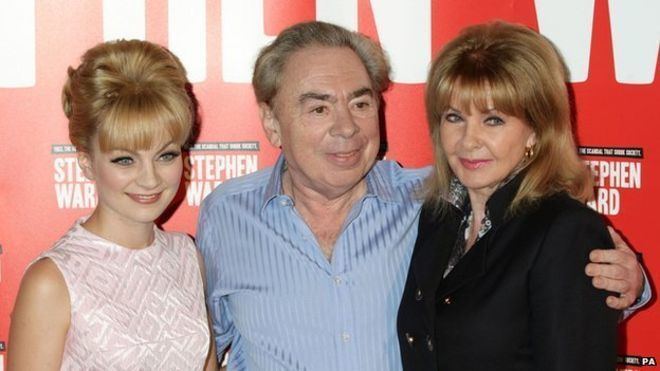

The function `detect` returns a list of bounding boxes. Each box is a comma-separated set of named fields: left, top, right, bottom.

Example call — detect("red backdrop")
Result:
left=0, top=1, right=657, bottom=369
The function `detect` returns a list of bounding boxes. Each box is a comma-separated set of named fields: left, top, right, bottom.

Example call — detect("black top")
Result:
left=397, top=174, right=620, bottom=370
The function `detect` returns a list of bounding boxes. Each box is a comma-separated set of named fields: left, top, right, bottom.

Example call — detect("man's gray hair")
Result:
left=252, top=21, right=391, bottom=105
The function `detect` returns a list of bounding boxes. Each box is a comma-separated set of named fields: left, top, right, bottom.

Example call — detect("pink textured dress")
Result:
left=36, top=219, right=210, bottom=370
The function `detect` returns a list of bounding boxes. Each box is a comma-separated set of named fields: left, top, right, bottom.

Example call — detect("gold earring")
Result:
left=525, top=145, right=535, bottom=159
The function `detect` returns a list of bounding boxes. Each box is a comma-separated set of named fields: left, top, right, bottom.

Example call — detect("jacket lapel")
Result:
left=434, top=172, right=525, bottom=300
left=434, top=234, right=489, bottom=300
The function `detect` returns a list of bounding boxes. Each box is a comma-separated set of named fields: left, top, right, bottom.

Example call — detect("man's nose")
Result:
left=329, top=105, right=359, bottom=138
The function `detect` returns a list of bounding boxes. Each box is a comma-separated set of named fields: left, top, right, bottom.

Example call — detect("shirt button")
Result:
left=341, top=332, right=351, bottom=342
left=443, top=296, right=452, bottom=305
left=414, top=288, right=423, bottom=301
left=333, top=276, right=343, bottom=284
left=405, top=333, right=415, bottom=347
left=279, top=199, right=288, bottom=206
left=426, top=335, right=434, bottom=351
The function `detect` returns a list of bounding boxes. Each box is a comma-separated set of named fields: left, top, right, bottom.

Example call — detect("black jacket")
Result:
left=397, top=176, right=620, bottom=370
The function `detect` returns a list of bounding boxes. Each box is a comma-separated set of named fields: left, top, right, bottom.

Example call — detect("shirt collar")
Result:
left=262, top=154, right=287, bottom=210
left=447, top=169, right=526, bottom=226
left=261, top=155, right=401, bottom=212
left=363, top=160, right=400, bottom=203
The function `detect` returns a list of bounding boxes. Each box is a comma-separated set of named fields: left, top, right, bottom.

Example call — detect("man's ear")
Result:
left=259, top=103, right=282, bottom=148
left=77, top=151, right=95, bottom=181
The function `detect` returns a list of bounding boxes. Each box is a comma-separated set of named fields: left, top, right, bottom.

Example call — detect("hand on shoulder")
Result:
left=586, top=226, right=647, bottom=311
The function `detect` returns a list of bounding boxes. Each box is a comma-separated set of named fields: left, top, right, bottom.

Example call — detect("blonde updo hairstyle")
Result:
left=425, top=21, right=593, bottom=212
left=62, top=39, right=193, bottom=153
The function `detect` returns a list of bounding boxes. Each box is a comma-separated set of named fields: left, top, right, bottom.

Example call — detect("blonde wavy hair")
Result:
left=62, top=39, right=193, bottom=153
left=425, top=21, right=593, bottom=212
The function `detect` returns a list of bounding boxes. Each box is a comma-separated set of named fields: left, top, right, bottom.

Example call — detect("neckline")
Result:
left=74, top=216, right=162, bottom=252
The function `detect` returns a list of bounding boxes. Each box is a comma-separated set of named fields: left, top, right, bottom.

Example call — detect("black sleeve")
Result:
left=528, top=204, right=620, bottom=370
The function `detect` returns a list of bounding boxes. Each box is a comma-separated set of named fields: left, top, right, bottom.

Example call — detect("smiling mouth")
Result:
left=459, top=158, right=492, bottom=170
left=127, top=192, right=162, bottom=204
left=334, top=150, right=359, bottom=158
left=327, top=149, right=362, bottom=166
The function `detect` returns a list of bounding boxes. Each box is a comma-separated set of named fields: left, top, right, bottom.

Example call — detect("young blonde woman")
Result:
left=9, top=40, right=216, bottom=370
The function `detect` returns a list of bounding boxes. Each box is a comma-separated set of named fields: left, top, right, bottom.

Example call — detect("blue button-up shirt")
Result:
left=197, top=155, right=428, bottom=370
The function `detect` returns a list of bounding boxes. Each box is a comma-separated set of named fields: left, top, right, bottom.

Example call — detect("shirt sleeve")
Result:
left=196, top=200, right=238, bottom=362
left=622, top=267, right=652, bottom=320
left=528, top=206, right=620, bottom=371
left=209, top=296, right=237, bottom=356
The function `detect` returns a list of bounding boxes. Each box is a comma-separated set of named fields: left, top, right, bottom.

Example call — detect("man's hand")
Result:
left=586, top=227, right=644, bottom=310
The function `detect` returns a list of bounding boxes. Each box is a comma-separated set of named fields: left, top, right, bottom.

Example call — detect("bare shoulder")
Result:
left=9, top=258, right=70, bottom=370
left=17, top=258, right=69, bottom=304
left=11, top=257, right=70, bottom=329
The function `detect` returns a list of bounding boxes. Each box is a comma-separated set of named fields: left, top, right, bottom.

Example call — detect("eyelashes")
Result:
left=110, top=156, right=133, bottom=166
left=484, top=116, right=505, bottom=126
left=442, top=112, right=506, bottom=126
left=443, top=112, right=462, bottom=123
left=109, top=150, right=181, bottom=166
left=159, top=151, right=181, bottom=161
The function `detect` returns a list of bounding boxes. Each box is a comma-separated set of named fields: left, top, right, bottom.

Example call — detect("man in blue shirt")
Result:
left=197, top=21, right=649, bottom=370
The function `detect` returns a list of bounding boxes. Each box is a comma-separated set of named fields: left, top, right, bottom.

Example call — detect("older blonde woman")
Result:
left=398, top=22, right=620, bottom=370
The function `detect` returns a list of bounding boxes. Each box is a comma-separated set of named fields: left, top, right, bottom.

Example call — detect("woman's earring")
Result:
left=525, top=145, right=535, bottom=159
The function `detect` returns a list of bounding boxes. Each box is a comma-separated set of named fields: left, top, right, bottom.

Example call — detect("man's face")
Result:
left=261, top=46, right=380, bottom=199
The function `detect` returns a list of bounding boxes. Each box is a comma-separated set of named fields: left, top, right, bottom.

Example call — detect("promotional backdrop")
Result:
left=0, top=1, right=657, bottom=369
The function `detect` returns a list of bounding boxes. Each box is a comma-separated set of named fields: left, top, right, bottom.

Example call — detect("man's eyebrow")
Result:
left=298, top=87, right=374, bottom=104
left=348, top=87, right=374, bottom=100
left=298, top=92, right=334, bottom=104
